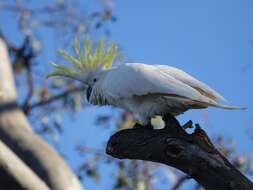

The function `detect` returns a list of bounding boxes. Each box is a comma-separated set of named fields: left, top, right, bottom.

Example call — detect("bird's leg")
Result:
left=133, top=119, right=153, bottom=129
left=134, top=116, right=154, bottom=129
left=133, top=122, right=153, bottom=129
left=133, top=122, right=143, bottom=128
left=182, top=120, right=193, bottom=129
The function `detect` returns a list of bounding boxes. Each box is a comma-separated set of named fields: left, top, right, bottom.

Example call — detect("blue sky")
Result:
left=112, top=0, right=253, bottom=150
left=64, top=0, right=253, bottom=189
left=1, top=0, right=253, bottom=189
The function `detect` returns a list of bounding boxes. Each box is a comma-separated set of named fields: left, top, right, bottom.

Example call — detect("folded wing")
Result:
left=101, top=63, right=215, bottom=104
left=156, top=65, right=226, bottom=101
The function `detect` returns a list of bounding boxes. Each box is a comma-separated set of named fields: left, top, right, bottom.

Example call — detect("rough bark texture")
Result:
left=0, top=38, right=84, bottom=190
left=106, top=115, right=253, bottom=190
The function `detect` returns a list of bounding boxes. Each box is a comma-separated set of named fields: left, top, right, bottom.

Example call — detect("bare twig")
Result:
left=170, top=175, right=188, bottom=190
left=22, top=62, right=34, bottom=112
left=25, top=85, right=85, bottom=114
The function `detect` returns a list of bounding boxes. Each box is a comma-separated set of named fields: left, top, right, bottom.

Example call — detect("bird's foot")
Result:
left=135, top=120, right=153, bottom=130
left=182, top=120, right=193, bottom=129
left=133, top=121, right=153, bottom=129
left=133, top=122, right=143, bottom=128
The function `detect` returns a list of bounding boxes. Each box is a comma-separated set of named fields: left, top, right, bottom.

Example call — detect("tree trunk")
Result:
left=0, top=38, right=84, bottom=190
left=106, top=116, right=253, bottom=190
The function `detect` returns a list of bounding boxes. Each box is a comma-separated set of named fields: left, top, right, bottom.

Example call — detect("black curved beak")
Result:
left=86, top=86, right=92, bottom=102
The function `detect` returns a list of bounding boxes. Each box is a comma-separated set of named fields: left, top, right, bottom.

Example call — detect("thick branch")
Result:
left=0, top=38, right=84, bottom=190
left=106, top=116, right=253, bottom=190
left=0, top=140, right=50, bottom=190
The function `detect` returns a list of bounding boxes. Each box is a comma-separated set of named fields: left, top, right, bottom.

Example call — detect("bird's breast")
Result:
left=89, top=87, right=112, bottom=106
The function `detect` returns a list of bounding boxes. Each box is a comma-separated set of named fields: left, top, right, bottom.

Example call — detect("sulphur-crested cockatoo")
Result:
left=48, top=40, right=244, bottom=125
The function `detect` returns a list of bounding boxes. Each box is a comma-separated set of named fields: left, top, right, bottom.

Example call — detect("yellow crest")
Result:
left=47, top=37, right=117, bottom=80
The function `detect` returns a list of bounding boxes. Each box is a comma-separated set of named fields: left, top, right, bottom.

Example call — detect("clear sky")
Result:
left=61, top=1, right=253, bottom=189
left=111, top=0, right=253, bottom=150
left=1, top=0, right=253, bottom=189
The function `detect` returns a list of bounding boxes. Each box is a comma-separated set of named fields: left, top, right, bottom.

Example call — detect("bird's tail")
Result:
left=162, top=93, right=246, bottom=110
left=207, top=102, right=246, bottom=110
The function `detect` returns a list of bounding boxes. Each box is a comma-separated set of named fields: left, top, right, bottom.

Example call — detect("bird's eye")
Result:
left=93, top=78, right=97, bottom=82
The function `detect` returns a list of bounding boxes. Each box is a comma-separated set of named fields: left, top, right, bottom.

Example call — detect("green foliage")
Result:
left=47, top=36, right=117, bottom=78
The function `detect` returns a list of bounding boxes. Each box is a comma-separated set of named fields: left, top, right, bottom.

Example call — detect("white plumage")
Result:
left=86, top=63, right=243, bottom=125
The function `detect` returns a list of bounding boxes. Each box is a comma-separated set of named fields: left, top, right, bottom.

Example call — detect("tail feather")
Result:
left=208, top=103, right=246, bottom=110
left=160, top=93, right=246, bottom=110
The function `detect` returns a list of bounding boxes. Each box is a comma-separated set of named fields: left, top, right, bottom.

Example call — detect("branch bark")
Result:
left=106, top=116, right=253, bottom=190
left=0, top=38, right=84, bottom=190
left=0, top=140, right=50, bottom=190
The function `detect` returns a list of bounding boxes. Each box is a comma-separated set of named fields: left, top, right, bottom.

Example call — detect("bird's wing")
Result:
left=101, top=63, right=214, bottom=103
left=156, top=65, right=226, bottom=101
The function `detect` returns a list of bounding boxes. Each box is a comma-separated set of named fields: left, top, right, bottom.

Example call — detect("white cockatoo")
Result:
left=48, top=39, right=244, bottom=125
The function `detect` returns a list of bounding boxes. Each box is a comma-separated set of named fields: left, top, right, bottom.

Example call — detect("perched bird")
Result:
left=48, top=39, right=244, bottom=125
left=49, top=63, right=244, bottom=125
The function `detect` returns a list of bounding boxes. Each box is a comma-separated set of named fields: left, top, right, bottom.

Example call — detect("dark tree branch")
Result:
left=22, top=63, right=34, bottom=113
left=106, top=115, right=253, bottom=190
left=170, top=175, right=189, bottom=190
left=24, top=85, right=85, bottom=114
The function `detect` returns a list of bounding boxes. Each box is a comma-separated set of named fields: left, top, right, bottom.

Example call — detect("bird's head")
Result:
left=47, top=37, right=117, bottom=88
